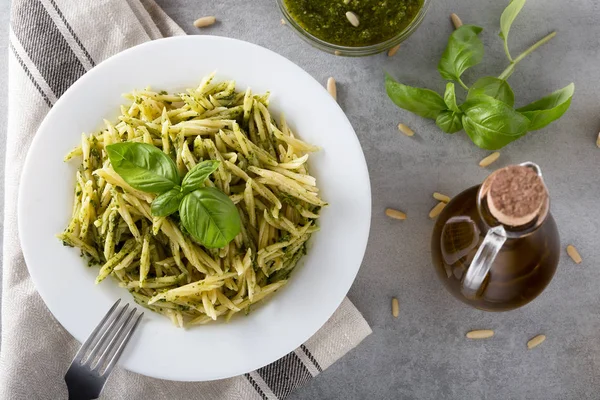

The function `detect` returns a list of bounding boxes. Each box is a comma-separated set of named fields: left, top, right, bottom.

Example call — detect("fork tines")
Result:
left=72, top=299, right=143, bottom=376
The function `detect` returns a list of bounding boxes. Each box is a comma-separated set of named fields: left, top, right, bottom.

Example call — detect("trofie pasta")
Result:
left=58, top=73, right=324, bottom=327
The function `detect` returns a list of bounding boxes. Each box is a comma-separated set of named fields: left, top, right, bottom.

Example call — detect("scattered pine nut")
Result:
left=391, top=297, right=399, bottom=317
left=567, top=245, right=582, bottom=264
left=398, top=123, right=415, bottom=137
left=281, top=18, right=286, bottom=25
left=386, top=208, right=407, bottom=220
left=433, top=192, right=451, bottom=203
left=451, top=13, right=463, bottom=29
left=479, top=152, right=500, bottom=167
left=429, top=202, right=446, bottom=219
left=193, top=16, right=216, bottom=28
left=387, top=44, right=401, bottom=57
left=527, top=335, right=546, bottom=349
left=334, top=50, right=342, bottom=56
left=346, top=11, right=360, bottom=27
left=596, top=132, right=600, bottom=148
left=327, top=77, right=337, bottom=101
left=466, top=329, right=494, bottom=339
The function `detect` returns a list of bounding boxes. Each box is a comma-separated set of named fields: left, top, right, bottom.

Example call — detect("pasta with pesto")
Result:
left=58, top=73, right=324, bottom=327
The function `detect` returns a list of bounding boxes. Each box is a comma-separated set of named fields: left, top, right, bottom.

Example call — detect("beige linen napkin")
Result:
left=0, top=0, right=372, bottom=399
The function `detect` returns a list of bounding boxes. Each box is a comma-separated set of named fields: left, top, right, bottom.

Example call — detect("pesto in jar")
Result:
left=283, top=0, right=423, bottom=47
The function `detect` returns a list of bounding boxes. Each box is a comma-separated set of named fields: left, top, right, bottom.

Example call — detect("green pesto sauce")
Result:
left=284, top=0, right=423, bottom=47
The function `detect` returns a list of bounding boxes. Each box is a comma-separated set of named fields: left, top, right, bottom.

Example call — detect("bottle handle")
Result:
left=461, top=225, right=507, bottom=297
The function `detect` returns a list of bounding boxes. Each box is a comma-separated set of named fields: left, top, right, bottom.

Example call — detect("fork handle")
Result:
left=67, top=384, right=98, bottom=400
left=65, top=369, right=100, bottom=400
left=68, top=393, right=97, bottom=400
left=67, top=388, right=98, bottom=400
left=67, top=384, right=99, bottom=400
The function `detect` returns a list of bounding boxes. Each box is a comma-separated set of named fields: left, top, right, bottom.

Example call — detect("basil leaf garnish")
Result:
left=151, top=189, right=184, bottom=217
left=106, top=143, right=179, bottom=193
left=179, top=188, right=241, bottom=249
left=181, top=160, right=220, bottom=194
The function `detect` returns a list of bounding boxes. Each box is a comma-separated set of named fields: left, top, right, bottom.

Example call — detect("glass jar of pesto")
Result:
left=277, top=0, right=432, bottom=56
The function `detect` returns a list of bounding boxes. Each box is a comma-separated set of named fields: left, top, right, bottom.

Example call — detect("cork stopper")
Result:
left=485, top=165, right=548, bottom=227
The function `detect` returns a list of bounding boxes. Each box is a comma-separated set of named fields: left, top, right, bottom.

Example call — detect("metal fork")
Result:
left=64, top=299, right=143, bottom=400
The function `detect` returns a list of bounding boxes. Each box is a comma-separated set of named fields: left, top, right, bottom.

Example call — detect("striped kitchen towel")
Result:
left=0, top=0, right=372, bottom=399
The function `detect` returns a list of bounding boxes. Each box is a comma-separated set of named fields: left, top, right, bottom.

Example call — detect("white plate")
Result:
left=18, top=36, right=371, bottom=381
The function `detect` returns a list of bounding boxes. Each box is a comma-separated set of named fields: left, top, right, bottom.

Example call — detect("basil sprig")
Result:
left=385, top=0, right=574, bottom=150
left=107, top=143, right=241, bottom=248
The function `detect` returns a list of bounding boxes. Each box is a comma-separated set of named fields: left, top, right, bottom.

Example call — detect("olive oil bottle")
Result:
left=431, top=163, right=560, bottom=311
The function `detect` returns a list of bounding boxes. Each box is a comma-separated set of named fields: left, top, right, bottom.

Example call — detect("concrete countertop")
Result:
left=2, top=0, right=600, bottom=399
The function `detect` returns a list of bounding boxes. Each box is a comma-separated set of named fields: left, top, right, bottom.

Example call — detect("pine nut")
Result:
left=433, top=192, right=451, bottom=203
left=386, top=208, right=407, bottom=220
left=334, top=50, right=342, bottom=56
left=451, top=13, right=463, bottom=29
left=479, top=152, right=500, bottom=167
left=398, top=123, right=415, bottom=137
left=527, top=335, right=546, bottom=349
left=391, top=297, right=399, bottom=317
left=466, top=329, right=494, bottom=339
left=567, top=245, right=582, bottom=264
left=281, top=18, right=286, bottom=25
left=429, top=202, right=446, bottom=219
left=327, top=77, right=337, bottom=101
left=346, top=11, right=360, bottom=27
left=193, top=16, right=216, bottom=28
left=596, top=132, right=600, bottom=148
left=387, top=44, right=401, bottom=57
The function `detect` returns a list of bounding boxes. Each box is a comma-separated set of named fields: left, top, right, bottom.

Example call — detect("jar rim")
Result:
left=276, top=0, right=433, bottom=56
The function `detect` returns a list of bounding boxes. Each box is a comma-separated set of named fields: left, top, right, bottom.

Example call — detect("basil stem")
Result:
left=498, top=31, right=557, bottom=80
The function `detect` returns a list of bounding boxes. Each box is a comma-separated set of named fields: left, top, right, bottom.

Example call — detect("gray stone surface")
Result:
left=3, top=0, right=600, bottom=398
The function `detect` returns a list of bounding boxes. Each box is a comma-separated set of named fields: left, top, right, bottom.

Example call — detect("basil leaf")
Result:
left=385, top=74, right=447, bottom=120
left=499, top=0, right=526, bottom=61
left=438, top=25, right=484, bottom=82
left=151, top=189, right=184, bottom=217
left=516, top=83, right=574, bottom=131
left=462, top=96, right=530, bottom=150
left=179, top=188, right=241, bottom=249
left=443, top=83, right=461, bottom=113
left=436, top=111, right=463, bottom=134
left=106, top=143, right=179, bottom=193
left=181, top=160, right=220, bottom=193
left=468, top=77, right=515, bottom=107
